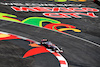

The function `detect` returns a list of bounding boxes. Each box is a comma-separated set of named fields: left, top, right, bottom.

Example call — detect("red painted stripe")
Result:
left=23, top=46, right=49, bottom=58
left=0, top=35, right=20, bottom=40
left=59, top=60, right=66, bottom=64
left=3, top=16, right=21, bottom=22
left=52, top=52, right=60, bottom=56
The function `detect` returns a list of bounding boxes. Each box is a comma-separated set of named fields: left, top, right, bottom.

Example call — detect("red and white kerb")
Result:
left=0, top=31, right=68, bottom=67
left=52, top=52, right=68, bottom=67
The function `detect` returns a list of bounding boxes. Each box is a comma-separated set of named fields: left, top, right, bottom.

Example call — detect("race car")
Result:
left=43, top=44, right=63, bottom=53
left=51, top=45, right=63, bottom=53
left=41, top=39, right=63, bottom=53
left=29, top=39, right=63, bottom=53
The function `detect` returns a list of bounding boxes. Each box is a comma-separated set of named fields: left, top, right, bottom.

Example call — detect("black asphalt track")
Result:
left=0, top=0, right=100, bottom=67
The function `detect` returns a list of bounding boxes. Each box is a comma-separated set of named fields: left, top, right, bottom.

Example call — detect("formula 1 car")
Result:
left=51, top=45, right=63, bottom=53
left=42, top=44, right=63, bottom=53
left=29, top=42, right=63, bottom=53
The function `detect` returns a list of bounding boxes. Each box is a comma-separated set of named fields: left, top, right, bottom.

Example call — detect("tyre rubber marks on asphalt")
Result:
left=0, top=31, right=68, bottom=67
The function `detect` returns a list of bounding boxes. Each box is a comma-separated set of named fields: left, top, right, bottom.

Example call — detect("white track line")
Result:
left=0, top=31, right=69, bottom=67
left=42, top=27, right=100, bottom=48
left=10, top=22, right=100, bottom=48
left=65, top=32, right=100, bottom=47
left=0, top=31, right=40, bottom=44
left=3, top=20, right=100, bottom=48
